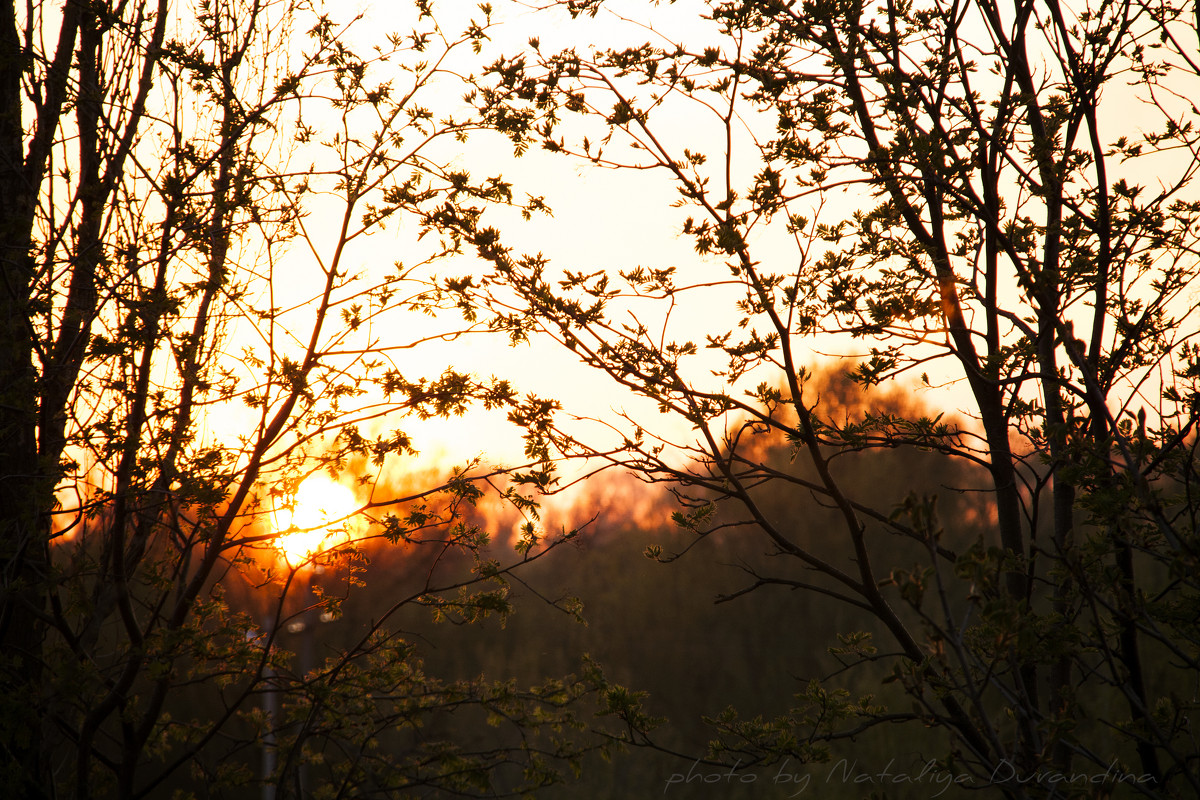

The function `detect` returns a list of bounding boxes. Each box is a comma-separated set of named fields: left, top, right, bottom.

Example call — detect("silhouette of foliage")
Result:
left=420, top=1, right=1200, bottom=797
left=0, top=2, right=621, bottom=797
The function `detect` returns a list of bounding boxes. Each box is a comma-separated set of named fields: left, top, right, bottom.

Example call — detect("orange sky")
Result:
left=192, top=0, right=1194, bottom=555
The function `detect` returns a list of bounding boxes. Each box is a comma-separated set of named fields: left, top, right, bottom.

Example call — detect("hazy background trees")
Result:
left=258, top=364, right=991, bottom=800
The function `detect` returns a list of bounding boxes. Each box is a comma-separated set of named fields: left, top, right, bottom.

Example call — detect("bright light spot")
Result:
left=273, top=475, right=358, bottom=564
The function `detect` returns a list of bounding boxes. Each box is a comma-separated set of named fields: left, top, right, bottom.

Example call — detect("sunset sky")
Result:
left=222, top=0, right=1180, bottom=550
left=253, top=0, right=890, bottom=467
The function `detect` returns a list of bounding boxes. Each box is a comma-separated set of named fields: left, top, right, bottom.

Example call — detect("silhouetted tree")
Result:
left=427, top=0, right=1200, bottom=796
left=0, top=2, right=612, bottom=797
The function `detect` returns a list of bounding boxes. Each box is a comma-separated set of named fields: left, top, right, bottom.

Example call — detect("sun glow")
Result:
left=273, top=475, right=359, bottom=564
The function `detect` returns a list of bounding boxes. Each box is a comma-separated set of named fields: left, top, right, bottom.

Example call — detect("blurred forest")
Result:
left=208, top=368, right=997, bottom=799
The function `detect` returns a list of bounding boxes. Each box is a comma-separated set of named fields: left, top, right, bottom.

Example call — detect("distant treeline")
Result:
left=203, top=369, right=999, bottom=799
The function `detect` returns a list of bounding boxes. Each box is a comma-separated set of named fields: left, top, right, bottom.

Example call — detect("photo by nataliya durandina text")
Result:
left=664, top=757, right=1158, bottom=796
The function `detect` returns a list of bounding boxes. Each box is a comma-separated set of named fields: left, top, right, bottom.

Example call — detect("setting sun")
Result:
left=273, top=476, right=359, bottom=564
